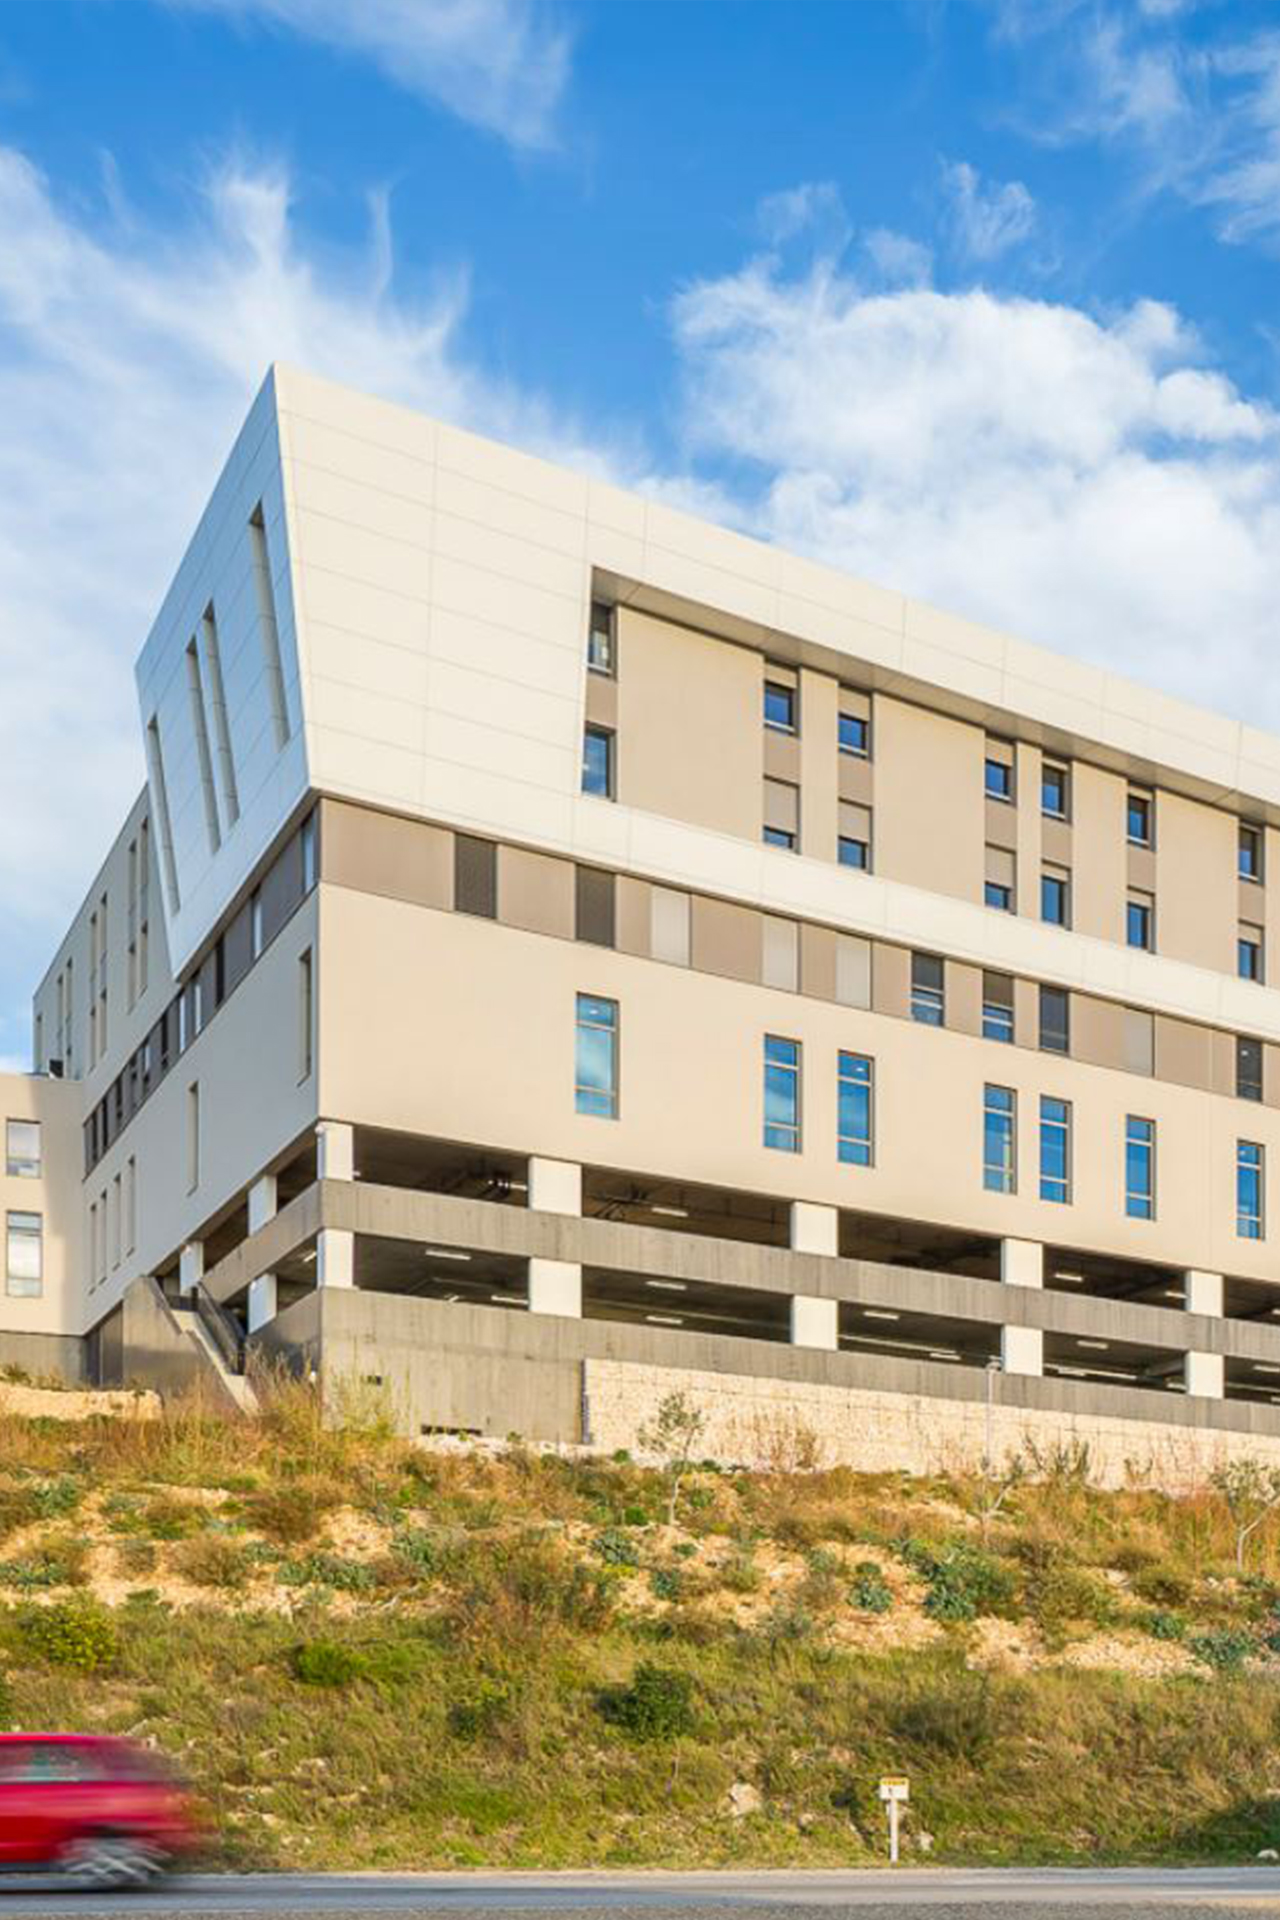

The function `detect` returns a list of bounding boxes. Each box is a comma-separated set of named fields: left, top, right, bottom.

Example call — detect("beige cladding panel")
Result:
left=1155, top=1015, right=1215, bottom=1092
left=1156, top=792, right=1236, bottom=974
left=1071, top=763, right=1126, bottom=944
left=320, top=800, right=452, bottom=910
left=498, top=847, right=574, bottom=939
left=1073, top=995, right=1125, bottom=1071
left=318, top=888, right=1280, bottom=1280
left=691, top=897, right=762, bottom=983
left=615, top=609, right=760, bottom=839
left=872, top=696, right=982, bottom=903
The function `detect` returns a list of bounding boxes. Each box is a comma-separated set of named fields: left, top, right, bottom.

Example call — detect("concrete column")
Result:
left=791, top=1294, right=839, bottom=1350
left=1185, top=1270, right=1224, bottom=1398
left=528, top=1157, right=582, bottom=1216
left=178, top=1241, right=204, bottom=1297
left=1001, top=1324, right=1043, bottom=1377
left=247, top=1273, right=278, bottom=1334
left=1001, top=1238, right=1043, bottom=1288
left=1185, top=1350, right=1225, bottom=1399
left=317, top=1228, right=354, bottom=1288
left=528, top=1257, right=582, bottom=1317
left=248, top=1174, right=278, bottom=1235
left=317, top=1121, right=354, bottom=1182
left=790, top=1201, right=839, bottom=1256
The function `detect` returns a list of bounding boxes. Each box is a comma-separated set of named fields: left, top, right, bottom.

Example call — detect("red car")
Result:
left=0, top=1733, right=202, bottom=1887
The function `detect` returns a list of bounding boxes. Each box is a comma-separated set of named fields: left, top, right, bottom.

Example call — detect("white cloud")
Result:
left=0, top=146, right=599, bottom=1065
left=756, top=181, right=851, bottom=254
left=862, top=227, right=932, bottom=286
left=941, top=159, right=1036, bottom=261
left=161, top=0, right=571, bottom=149
left=671, top=250, right=1280, bottom=725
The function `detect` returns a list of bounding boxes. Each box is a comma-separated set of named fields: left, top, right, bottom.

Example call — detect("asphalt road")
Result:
left=7, top=1869, right=1280, bottom=1917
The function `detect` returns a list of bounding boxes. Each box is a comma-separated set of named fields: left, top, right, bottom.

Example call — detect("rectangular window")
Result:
left=125, top=1156, right=136, bottom=1258
left=575, top=866, right=616, bottom=948
left=1127, top=890, right=1155, bottom=951
left=301, top=813, right=317, bottom=892
left=837, top=1053, right=874, bottom=1167
left=1125, top=1116, right=1155, bottom=1220
left=982, top=971, right=1014, bottom=1044
left=455, top=835, right=498, bottom=919
left=911, top=952, right=945, bottom=1027
left=1127, top=790, right=1153, bottom=847
left=985, top=845, right=1015, bottom=912
left=298, top=949, right=313, bottom=1082
left=1040, top=1096, right=1071, bottom=1204
left=1238, top=1035, right=1263, bottom=1102
left=111, top=1171, right=122, bottom=1269
left=1041, top=866, right=1070, bottom=927
left=763, top=677, right=797, bottom=733
left=650, top=888, right=691, bottom=966
left=6, top=1212, right=41, bottom=1298
left=587, top=600, right=615, bottom=675
left=762, top=916, right=799, bottom=991
left=985, top=750, right=1014, bottom=802
left=582, top=725, right=614, bottom=799
left=838, top=802, right=872, bottom=870
left=1039, top=986, right=1070, bottom=1055
left=1240, top=924, right=1264, bottom=982
left=187, top=1082, right=200, bottom=1194
left=1042, top=763, right=1069, bottom=820
left=575, top=994, right=618, bottom=1119
left=763, top=1036, right=801, bottom=1152
left=838, top=708, right=869, bottom=757
left=763, top=777, right=799, bottom=851
left=4, top=1121, right=40, bottom=1179
left=983, top=1085, right=1016, bottom=1194
left=1240, top=823, right=1264, bottom=883
left=1239, top=1141, right=1265, bottom=1240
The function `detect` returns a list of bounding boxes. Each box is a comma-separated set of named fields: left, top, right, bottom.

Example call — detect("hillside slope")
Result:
left=0, top=1378, right=1278, bottom=1868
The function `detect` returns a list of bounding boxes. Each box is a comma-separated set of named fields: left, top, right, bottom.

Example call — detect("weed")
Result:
left=1144, top=1609, right=1187, bottom=1641
left=850, top=1562, right=894, bottom=1614
left=289, top=1640, right=363, bottom=1687
left=599, top=1663, right=696, bottom=1741
left=593, top=1528, right=640, bottom=1569
left=1190, top=1627, right=1255, bottom=1674
left=20, top=1598, right=117, bottom=1671
left=174, top=1534, right=253, bottom=1591
left=448, top=1679, right=514, bottom=1741
left=899, top=1538, right=1016, bottom=1623
left=650, top=1566, right=684, bottom=1603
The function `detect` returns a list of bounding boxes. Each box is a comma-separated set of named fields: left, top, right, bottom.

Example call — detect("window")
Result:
left=298, top=949, right=313, bottom=1082
left=1040, top=1097, right=1071, bottom=1204
left=111, top=1172, right=121, bottom=1269
left=650, top=888, right=690, bottom=966
left=1127, top=891, right=1154, bottom=951
left=837, top=1053, right=874, bottom=1167
left=763, top=1036, right=801, bottom=1152
left=301, top=813, right=317, bottom=892
left=839, top=708, right=869, bottom=757
left=1238, top=1036, right=1263, bottom=1102
left=983, top=1086, right=1016, bottom=1194
left=910, top=952, right=945, bottom=1027
left=984, top=845, right=1015, bottom=912
left=1125, top=1116, right=1155, bottom=1220
left=982, top=972, right=1014, bottom=1044
left=1127, top=790, right=1153, bottom=847
left=5, top=1212, right=41, bottom=1298
left=187, top=1082, right=200, bottom=1194
left=763, top=777, right=799, bottom=851
left=838, top=802, right=872, bottom=870
left=985, top=753, right=1013, bottom=802
left=575, top=995, right=618, bottom=1119
left=588, top=600, right=615, bottom=675
left=1240, top=823, right=1264, bottom=883
left=250, top=888, right=264, bottom=960
left=1041, top=866, right=1070, bottom=927
left=582, top=725, right=614, bottom=798
left=1042, top=763, right=1069, bottom=820
left=125, top=1156, right=136, bottom=1258
left=763, top=677, right=797, bottom=733
left=1240, top=924, right=1264, bottom=982
left=1039, top=986, right=1070, bottom=1055
left=455, top=836, right=498, bottom=919
left=575, top=867, right=616, bottom=948
left=1238, top=1141, right=1265, bottom=1240
left=4, top=1121, right=40, bottom=1179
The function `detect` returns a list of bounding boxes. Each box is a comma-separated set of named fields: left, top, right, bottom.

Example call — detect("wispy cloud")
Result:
left=161, top=0, right=572, bottom=149
left=940, top=158, right=1036, bottom=260
left=0, top=146, right=598, bottom=1066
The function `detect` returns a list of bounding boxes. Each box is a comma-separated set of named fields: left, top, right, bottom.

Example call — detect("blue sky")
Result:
left=3, top=0, right=1280, bottom=1065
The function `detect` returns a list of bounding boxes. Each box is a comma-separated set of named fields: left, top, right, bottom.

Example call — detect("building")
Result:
left=7, top=362, right=1280, bottom=1479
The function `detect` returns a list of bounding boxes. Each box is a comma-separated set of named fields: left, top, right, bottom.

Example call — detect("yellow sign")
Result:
left=878, top=1776, right=910, bottom=1801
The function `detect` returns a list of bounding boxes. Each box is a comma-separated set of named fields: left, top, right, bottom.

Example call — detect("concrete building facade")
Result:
left=8, top=362, right=1280, bottom=1479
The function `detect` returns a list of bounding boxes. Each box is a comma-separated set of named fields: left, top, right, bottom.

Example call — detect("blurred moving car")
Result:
left=0, top=1733, right=201, bottom=1887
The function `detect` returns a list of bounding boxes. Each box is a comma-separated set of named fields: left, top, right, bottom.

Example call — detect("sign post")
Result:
left=878, top=1776, right=909, bottom=1865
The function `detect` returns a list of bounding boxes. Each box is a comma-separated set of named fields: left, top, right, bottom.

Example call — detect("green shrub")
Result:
left=1015, top=1539, right=1115, bottom=1639
left=138, top=1496, right=209, bottom=1542
left=392, top=1528, right=437, bottom=1579
left=0, top=1538, right=88, bottom=1590
left=247, top=1484, right=331, bottom=1546
left=277, top=1552, right=376, bottom=1593
left=900, top=1539, right=1016, bottom=1623
left=173, top=1534, right=252, bottom=1591
left=289, top=1640, right=363, bottom=1687
left=1190, top=1627, right=1254, bottom=1674
left=650, top=1566, right=684, bottom=1602
left=892, top=1674, right=1010, bottom=1762
left=20, top=1599, right=117, bottom=1672
left=720, top=1546, right=761, bottom=1595
left=1144, top=1608, right=1187, bottom=1642
left=593, top=1528, right=640, bottom=1568
left=600, top=1662, right=696, bottom=1741
left=31, top=1476, right=83, bottom=1520
left=850, top=1562, right=894, bottom=1614
left=1131, top=1563, right=1192, bottom=1608
left=448, top=1678, right=513, bottom=1741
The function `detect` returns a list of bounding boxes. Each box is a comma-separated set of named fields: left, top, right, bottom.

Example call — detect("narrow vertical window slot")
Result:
left=145, top=717, right=180, bottom=913
left=249, top=505, right=291, bottom=750
left=186, top=637, right=221, bottom=855
left=201, top=604, right=240, bottom=827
